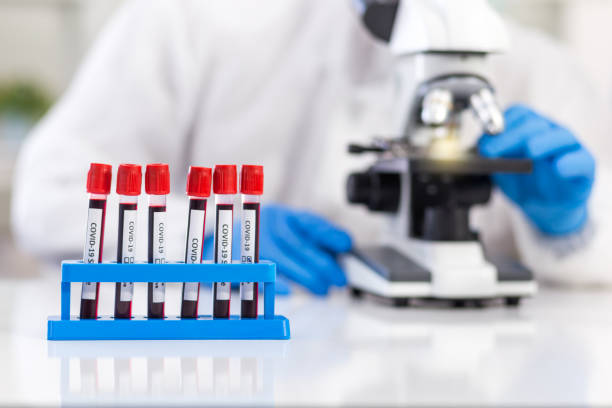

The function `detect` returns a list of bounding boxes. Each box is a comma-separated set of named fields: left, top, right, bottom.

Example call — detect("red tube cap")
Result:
left=240, top=165, right=264, bottom=195
left=86, top=163, right=112, bottom=195
left=116, top=164, right=142, bottom=196
left=145, top=163, right=170, bottom=195
left=213, top=165, right=237, bottom=194
left=187, top=166, right=212, bottom=197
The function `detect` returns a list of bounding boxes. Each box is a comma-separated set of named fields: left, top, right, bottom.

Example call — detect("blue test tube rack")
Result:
left=47, top=260, right=290, bottom=341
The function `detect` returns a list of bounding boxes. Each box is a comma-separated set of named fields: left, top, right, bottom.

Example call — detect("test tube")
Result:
left=80, top=163, right=112, bottom=319
left=212, top=165, right=237, bottom=319
left=145, top=163, right=170, bottom=319
left=180, top=166, right=212, bottom=318
left=239, top=165, right=263, bottom=318
left=114, top=164, right=142, bottom=319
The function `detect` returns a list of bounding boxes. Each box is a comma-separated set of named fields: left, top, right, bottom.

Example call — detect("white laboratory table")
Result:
left=2, top=272, right=612, bottom=406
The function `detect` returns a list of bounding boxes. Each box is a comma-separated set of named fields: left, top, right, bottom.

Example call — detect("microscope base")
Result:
left=341, top=244, right=537, bottom=308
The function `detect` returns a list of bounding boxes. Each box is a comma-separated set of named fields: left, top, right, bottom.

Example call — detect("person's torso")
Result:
left=178, top=0, right=562, bottom=257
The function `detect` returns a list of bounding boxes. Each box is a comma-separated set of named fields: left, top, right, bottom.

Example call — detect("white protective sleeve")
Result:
left=510, top=167, right=612, bottom=287
left=10, top=0, right=212, bottom=263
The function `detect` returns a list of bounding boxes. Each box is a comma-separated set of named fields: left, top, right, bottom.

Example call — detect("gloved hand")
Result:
left=478, top=104, right=595, bottom=235
left=203, top=224, right=293, bottom=296
left=204, top=204, right=352, bottom=295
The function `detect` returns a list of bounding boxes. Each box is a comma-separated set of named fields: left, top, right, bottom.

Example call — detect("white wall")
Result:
left=0, top=0, right=611, bottom=98
left=0, top=0, right=123, bottom=97
left=0, top=0, right=124, bottom=233
left=561, top=0, right=612, bottom=98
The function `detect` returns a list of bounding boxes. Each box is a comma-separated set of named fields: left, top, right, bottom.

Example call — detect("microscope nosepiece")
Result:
left=421, top=89, right=453, bottom=126
left=470, top=88, right=505, bottom=135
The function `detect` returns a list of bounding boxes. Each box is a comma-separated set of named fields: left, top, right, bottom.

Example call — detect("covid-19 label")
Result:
left=183, top=208, right=205, bottom=302
left=152, top=210, right=166, bottom=303
left=153, top=211, right=166, bottom=263
left=120, top=209, right=137, bottom=302
left=183, top=282, right=199, bottom=301
left=120, top=282, right=134, bottom=301
left=152, top=282, right=165, bottom=303
left=122, top=209, right=138, bottom=263
left=215, top=208, right=232, bottom=263
left=241, top=207, right=257, bottom=263
left=216, top=282, right=231, bottom=300
left=215, top=206, right=232, bottom=300
left=240, top=204, right=259, bottom=301
left=83, top=208, right=103, bottom=263
left=240, top=282, right=254, bottom=300
left=82, top=207, right=103, bottom=300
left=81, top=281, right=97, bottom=300
left=187, top=209, right=205, bottom=263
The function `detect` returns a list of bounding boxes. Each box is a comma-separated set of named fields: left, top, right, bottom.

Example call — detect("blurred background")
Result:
left=1, top=0, right=611, bottom=276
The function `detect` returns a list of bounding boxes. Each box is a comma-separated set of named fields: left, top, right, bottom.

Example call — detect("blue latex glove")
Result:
left=204, top=204, right=352, bottom=295
left=478, top=104, right=595, bottom=235
left=203, top=232, right=292, bottom=296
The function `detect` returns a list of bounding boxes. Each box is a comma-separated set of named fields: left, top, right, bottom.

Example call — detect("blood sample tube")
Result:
left=114, top=164, right=142, bottom=319
left=80, top=163, right=112, bottom=319
left=145, top=163, right=170, bottom=319
left=212, top=165, right=237, bottom=319
left=239, top=165, right=263, bottom=318
left=180, top=166, right=212, bottom=318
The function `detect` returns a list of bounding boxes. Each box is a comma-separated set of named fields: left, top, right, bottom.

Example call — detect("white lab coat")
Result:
left=11, top=0, right=612, bottom=286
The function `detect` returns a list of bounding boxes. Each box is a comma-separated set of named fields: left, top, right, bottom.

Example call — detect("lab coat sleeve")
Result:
left=510, top=167, right=612, bottom=287
left=11, top=0, right=211, bottom=263
left=490, top=22, right=612, bottom=286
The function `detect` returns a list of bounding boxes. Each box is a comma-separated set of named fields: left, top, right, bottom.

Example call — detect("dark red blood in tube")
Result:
left=80, top=198, right=106, bottom=319
left=181, top=198, right=207, bottom=318
left=145, top=163, right=169, bottom=319
left=213, top=296, right=230, bottom=319
left=239, top=165, right=263, bottom=319
left=181, top=295, right=198, bottom=319
left=115, top=202, right=137, bottom=319
left=240, top=202, right=260, bottom=318
left=212, top=165, right=236, bottom=319
left=147, top=205, right=166, bottom=319
left=213, top=203, right=233, bottom=319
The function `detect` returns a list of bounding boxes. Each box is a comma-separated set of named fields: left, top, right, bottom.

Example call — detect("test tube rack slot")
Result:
left=47, top=260, right=290, bottom=340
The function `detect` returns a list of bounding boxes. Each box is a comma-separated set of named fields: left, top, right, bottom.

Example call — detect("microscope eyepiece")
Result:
left=347, top=171, right=400, bottom=213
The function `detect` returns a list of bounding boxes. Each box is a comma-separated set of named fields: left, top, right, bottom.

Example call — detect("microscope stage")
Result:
left=341, top=245, right=537, bottom=307
left=408, top=155, right=532, bottom=175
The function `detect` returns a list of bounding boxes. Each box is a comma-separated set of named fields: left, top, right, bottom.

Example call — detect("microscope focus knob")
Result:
left=347, top=172, right=400, bottom=213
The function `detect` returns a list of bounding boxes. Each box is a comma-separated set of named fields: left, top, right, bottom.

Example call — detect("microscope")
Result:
left=343, top=0, right=537, bottom=307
